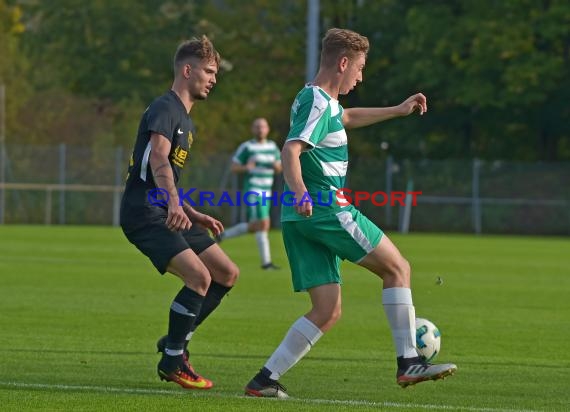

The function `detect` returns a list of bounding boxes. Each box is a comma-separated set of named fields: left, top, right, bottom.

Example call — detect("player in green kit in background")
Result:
left=244, top=28, right=457, bottom=398
left=220, top=118, right=282, bottom=270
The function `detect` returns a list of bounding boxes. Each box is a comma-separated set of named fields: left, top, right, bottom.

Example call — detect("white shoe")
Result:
left=397, top=357, right=457, bottom=388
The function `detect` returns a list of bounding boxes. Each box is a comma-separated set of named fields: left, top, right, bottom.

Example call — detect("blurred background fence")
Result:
left=0, top=144, right=569, bottom=235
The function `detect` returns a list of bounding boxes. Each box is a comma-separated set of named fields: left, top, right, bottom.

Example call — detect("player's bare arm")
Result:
left=273, top=160, right=282, bottom=174
left=342, top=93, right=428, bottom=129
left=281, top=140, right=312, bottom=217
left=149, top=132, right=191, bottom=232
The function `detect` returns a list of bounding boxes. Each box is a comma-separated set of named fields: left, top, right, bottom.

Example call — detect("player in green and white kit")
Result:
left=245, top=28, right=456, bottom=398
left=221, top=118, right=282, bottom=269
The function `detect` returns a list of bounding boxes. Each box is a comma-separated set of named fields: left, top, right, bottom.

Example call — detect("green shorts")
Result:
left=282, top=205, right=383, bottom=292
left=245, top=191, right=271, bottom=222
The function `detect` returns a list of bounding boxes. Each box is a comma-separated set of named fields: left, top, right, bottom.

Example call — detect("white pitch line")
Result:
left=0, top=381, right=540, bottom=412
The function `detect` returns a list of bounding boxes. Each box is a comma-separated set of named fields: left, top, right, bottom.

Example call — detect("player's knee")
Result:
left=394, top=257, right=411, bottom=283
left=308, top=303, right=341, bottom=331
left=180, top=268, right=211, bottom=292
left=225, top=261, right=240, bottom=285
left=217, top=260, right=239, bottom=286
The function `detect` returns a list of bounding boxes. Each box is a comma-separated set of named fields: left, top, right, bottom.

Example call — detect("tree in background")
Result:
left=188, top=0, right=307, bottom=152
left=5, top=0, right=570, bottom=161
left=350, top=0, right=570, bottom=161
left=0, top=0, right=30, bottom=140
left=16, top=0, right=208, bottom=147
left=14, top=0, right=306, bottom=151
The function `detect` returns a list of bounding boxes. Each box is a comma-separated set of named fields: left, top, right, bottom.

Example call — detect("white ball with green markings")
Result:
left=415, top=317, right=441, bottom=362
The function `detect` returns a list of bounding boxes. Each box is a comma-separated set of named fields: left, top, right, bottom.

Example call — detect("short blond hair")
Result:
left=320, top=28, right=369, bottom=66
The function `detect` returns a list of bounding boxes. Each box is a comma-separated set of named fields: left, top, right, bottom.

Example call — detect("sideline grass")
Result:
left=0, top=226, right=569, bottom=411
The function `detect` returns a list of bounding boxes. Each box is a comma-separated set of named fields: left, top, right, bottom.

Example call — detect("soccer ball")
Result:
left=415, top=318, right=441, bottom=362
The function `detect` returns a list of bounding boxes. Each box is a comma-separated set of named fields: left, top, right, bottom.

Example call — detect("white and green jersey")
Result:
left=282, top=85, right=348, bottom=222
left=233, top=139, right=281, bottom=192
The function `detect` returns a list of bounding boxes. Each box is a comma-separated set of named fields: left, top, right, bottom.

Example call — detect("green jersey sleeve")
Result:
left=233, top=141, right=250, bottom=165
left=286, top=87, right=331, bottom=149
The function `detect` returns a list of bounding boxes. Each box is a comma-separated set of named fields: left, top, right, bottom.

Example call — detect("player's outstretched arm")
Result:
left=342, top=93, right=427, bottom=129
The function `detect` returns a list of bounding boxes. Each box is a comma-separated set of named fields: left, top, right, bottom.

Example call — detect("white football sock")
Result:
left=222, top=222, right=248, bottom=239
left=264, top=316, right=323, bottom=380
left=382, top=287, right=418, bottom=359
left=255, top=230, right=271, bottom=265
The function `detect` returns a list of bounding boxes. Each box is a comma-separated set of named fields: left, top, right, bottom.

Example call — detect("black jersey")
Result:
left=120, top=90, right=195, bottom=228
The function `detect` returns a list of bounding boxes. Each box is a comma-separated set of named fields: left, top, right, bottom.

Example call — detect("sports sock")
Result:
left=190, top=281, right=232, bottom=333
left=165, top=286, right=204, bottom=356
left=183, top=331, right=194, bottom=350
left=158, top=353, right=185, bottom=372
left=255, top=230, right=271, bottom=265
left=222, top=222, right=248, bottom=239
left=263, top=316, right=323, bottom=380
left=382, top=287, right=418, bottom=359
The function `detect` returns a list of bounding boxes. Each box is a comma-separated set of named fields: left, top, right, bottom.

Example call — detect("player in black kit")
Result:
left=120, top=36, right=239, bottom=390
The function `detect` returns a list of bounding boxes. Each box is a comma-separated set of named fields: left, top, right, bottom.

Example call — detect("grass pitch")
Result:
left=0, top=226, right=569, bottom=411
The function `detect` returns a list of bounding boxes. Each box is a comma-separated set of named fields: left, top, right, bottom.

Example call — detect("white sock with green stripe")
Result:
left=264, top=316, right=323, bottom=380
left=382, top=287, right=418, bottom=359
left=255, top=231, right=271, bottom=265
left=222, top=222, right=248, bottom=239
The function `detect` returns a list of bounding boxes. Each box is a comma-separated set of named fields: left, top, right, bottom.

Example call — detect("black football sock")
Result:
left=397, top=356, right=422, bottom=369
left=189, top=281, right=232, bottom=333
left=158, top=354, right=185, bottom=373
left=165, top=286, right=204, bottom=359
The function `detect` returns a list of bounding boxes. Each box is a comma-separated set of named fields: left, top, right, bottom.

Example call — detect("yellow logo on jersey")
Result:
left=188, top=131, right=193, bottom=148
left=171, top=145, right=188, bottom=167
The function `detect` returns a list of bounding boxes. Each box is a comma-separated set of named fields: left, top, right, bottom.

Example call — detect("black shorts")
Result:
left=122, top=220, right=215, bottom=274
